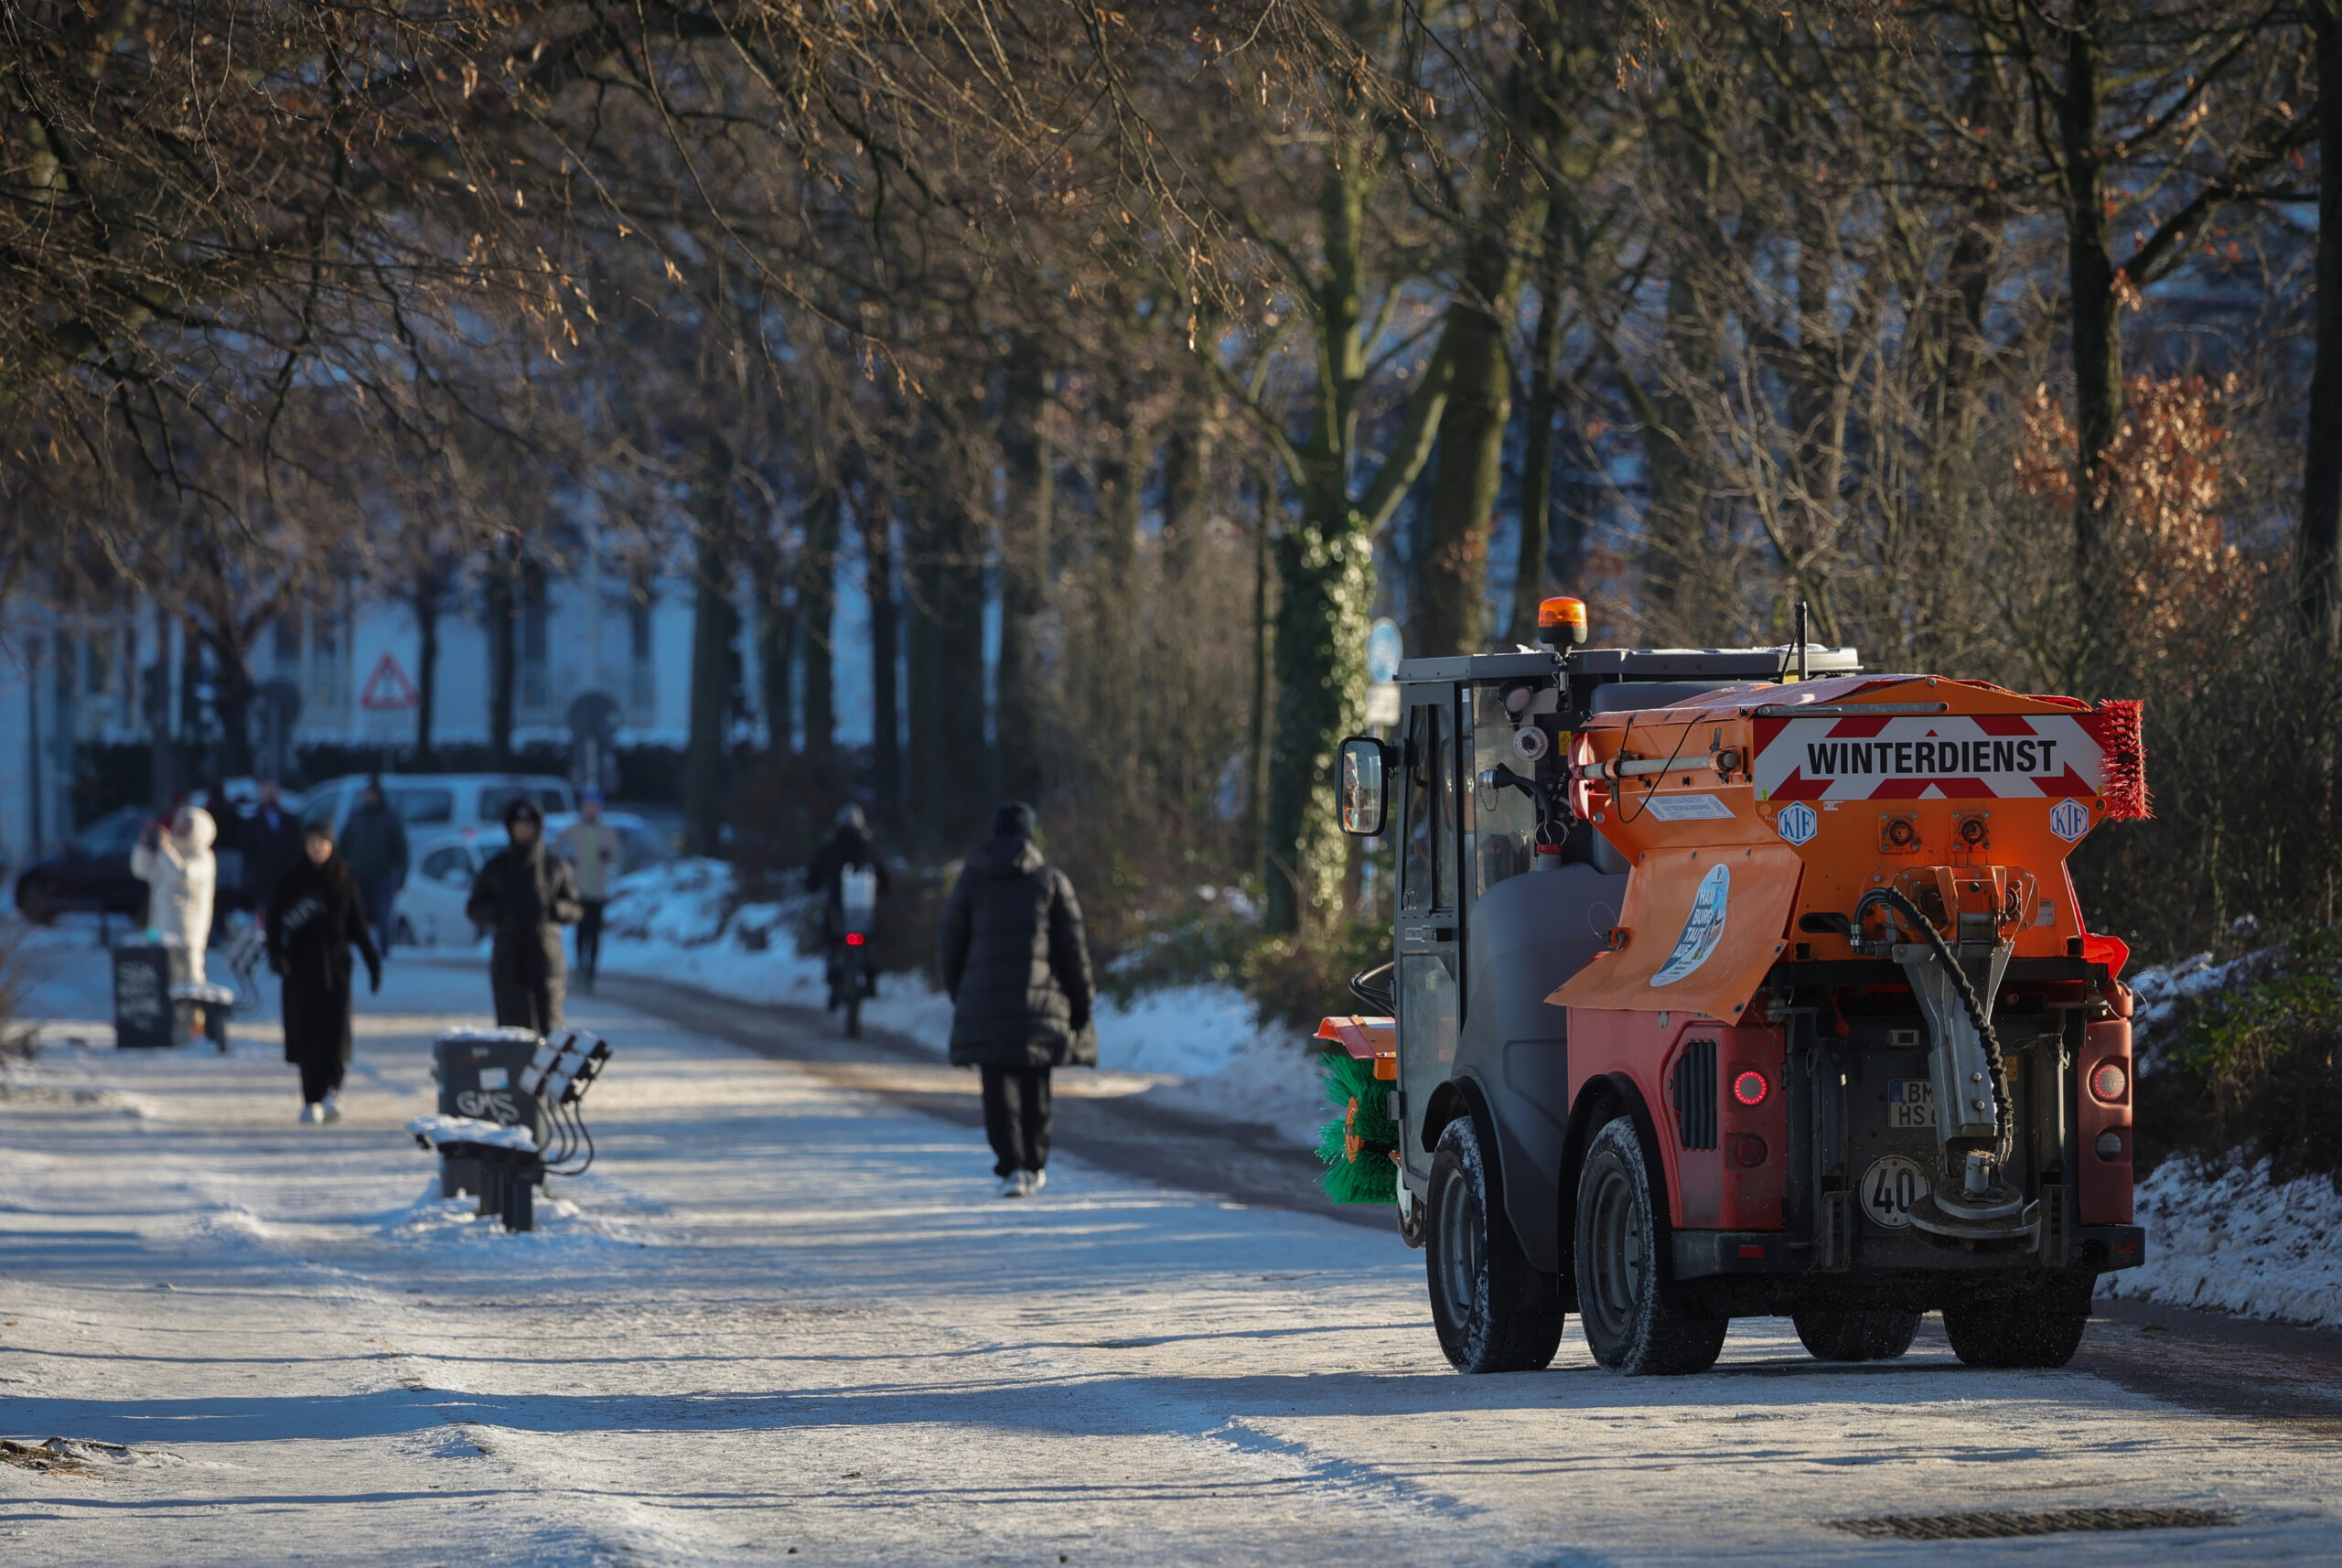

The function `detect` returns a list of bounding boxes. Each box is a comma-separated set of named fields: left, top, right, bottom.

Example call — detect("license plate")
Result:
left=1887, top=1079, right=1933, bottom=1129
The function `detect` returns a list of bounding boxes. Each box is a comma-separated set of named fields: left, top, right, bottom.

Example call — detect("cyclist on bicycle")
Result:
left=806, top=805, right=890, bottom=1010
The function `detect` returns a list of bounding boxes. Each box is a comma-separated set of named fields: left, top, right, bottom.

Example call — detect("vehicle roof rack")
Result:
left=1395, top=644, right=1860, bottom=684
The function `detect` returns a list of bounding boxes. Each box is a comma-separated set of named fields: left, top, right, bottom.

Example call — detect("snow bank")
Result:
left=2124, top=942, right=2287, bottom=1070
left=2101, top=1155, right=2342, bottom=1328
left=592, top=860, right=1327, bottom=1143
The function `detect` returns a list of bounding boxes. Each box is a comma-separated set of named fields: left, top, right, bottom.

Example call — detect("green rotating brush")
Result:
left=1316, top=1050, right=1399, bottom=1204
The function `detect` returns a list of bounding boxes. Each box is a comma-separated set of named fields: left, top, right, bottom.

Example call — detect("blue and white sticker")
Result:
left=1650, top=863, right=1731, bottom=987
left=2049, top=800, right=2092, bottom=843
left=1776, top=801, right=1819, bottom=846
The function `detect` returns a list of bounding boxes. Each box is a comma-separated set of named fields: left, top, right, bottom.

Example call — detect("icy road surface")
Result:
left=2, top=934, right=2337, bottom=1565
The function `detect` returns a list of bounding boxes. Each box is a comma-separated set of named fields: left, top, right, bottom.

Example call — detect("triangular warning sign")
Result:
left=359, top=652, right=422, bottom=711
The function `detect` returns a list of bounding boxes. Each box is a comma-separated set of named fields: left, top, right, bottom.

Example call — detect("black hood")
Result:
left=970, top=834, right=1044, bottom=876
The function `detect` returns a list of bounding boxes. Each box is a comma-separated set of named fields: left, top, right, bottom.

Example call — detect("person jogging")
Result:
left=938, top=802, right=1095, bottom=1198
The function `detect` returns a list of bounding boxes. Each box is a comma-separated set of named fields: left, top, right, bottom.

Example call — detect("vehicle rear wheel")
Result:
left=1574, top=1116, right=1728, bottom=1375
left=1943, top=1280, right=2092, bottom=1369
left=1793, top=1309, right=1922, bottom=1362
left=1425, top=1115, right=1564, bottom=1373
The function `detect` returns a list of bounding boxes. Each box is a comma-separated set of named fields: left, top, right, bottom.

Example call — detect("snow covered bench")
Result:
left=408, top=1030, right=615, bottom=1232
left=410, top=1115, right=544, bottom=1231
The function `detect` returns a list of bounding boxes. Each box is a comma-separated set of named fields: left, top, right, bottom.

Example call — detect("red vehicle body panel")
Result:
left=1568, top=1008, right=1789, bottom=1230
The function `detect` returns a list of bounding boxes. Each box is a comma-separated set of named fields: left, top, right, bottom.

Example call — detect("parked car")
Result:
left=298, top=773, right=577, bottom=838
left=392, top=809, right=669, bottom=946
left=394, top=827, right=504, bottom=948
left=12, top=806, right=152, bottom=924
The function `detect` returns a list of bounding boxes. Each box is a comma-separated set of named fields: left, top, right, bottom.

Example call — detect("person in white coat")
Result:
left=131, top=805, right=219, bottom=982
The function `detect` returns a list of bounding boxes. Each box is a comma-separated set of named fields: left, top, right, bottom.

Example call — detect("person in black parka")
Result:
left=265, top=819, right=381, bottom=1123
left=466, top=798, right=583, bottom=1034
left=939, top=802, right=1096, bottom=1197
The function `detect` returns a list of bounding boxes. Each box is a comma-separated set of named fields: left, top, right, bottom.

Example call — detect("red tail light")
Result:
left=2089, top=1060, right=2127, bottom=1103
left=1732, top=1069, right=1769, bottom=1106
left=845, top=933, right=866, bottom=947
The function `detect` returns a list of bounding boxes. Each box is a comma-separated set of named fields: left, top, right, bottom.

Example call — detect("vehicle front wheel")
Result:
left=1574, top=1116, right=1727, bottom=1375
left=1425, top=1115, right=1564, bottom=1373
left=1943, top=1280, right=2092, bottom=1369
left=16, top=880, right=56, bottom=926
left=1794, top=1309, right=1921, bottom=1362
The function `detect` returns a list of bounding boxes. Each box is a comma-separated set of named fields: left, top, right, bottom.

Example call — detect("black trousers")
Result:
left=979, top=1066, right=1053, bottom=1176
left=297, top=1058, right=345, bottom=1105
left=575, top=901, right=607, bottom=983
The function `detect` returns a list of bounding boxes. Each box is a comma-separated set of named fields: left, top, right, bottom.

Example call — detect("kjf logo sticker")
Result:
left=1776, top=801, right=1819, bottom=847
left=2049, top=800, right=2092, bottom=843
left=1651, top=863, right=1731, bottom=987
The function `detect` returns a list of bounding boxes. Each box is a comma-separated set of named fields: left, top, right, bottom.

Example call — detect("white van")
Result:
left=298, top=773, right=576, bottom=836
left=392, top=809, right=671, bottom=946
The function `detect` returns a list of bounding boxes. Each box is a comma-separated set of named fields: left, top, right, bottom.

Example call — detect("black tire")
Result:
left=17, top=880, right=56, bottom=926
left=1574, top=1116, right=1728, bottom=1375
left=1425, top=1115, right=1565, bottom=1373
left=1794, top=1309, right=1922, bottom=1362
left=843, top=991, right=862, bottom=1038
left=1943, top=1280, right=2092, bottom=1369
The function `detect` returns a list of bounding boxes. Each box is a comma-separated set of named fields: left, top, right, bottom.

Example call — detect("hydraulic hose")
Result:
left=1348, top=961, right=1396, bottom=1014
left=1854, top=886, right=2013, bottom=1161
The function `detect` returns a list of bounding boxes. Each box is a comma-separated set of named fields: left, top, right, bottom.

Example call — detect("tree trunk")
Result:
left=1247, top=469, right=1273, bottom=873
left=485, top=542, right=517, bottom=770
left=413, top=579, right=440, bottom=768
left=800, top=488, right=840, bottom=760
left=209, top=629, right=253, bottom=779
left=905, top=483, right=991, bottom=855
left=864, top=499, right=903, bottom=832
left=1507, top=254, right=1568, bottom=647
left=1160, top=403, right=1213, bottom=579
left=683, top=465, right=737, bottom=859
left=1419, top=38, right=1559, bottom=658
left=150, top=602, right=174, bottom=808
left=2303, top=0, right=2342, bottom=655
left=1639, top=263, right=1716, bottom=640
left=751, top=530, right=795, bottom=755
left=2058, top=0, right=2122, bottom=576
left=994, top=337, right=1052, bottom=805
left=1261, top=139, right=1449, bottom=932
left=1417, top=297, right=1511, bottom=657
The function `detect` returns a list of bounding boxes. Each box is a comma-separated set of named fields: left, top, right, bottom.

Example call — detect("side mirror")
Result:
left=1337, top=736, right=1393, bottom=837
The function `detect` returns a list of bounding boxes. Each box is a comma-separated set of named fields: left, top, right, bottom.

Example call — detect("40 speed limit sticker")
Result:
left=1859, top=1154, right=1933, bottom=1230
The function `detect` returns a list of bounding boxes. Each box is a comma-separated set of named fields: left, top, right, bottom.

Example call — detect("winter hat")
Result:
left=302, top=814, right=337, bottom=843
left=504, top=798, right=544, bottom=829
left=993, top=802, right=1037, bottom=840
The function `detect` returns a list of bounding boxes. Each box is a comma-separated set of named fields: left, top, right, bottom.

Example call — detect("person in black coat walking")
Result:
left=466, top=798, right=583, bottom=1034
left=939, top=802, right=1096, bottom=1197
left=265, top=819, right=381, bottom=1123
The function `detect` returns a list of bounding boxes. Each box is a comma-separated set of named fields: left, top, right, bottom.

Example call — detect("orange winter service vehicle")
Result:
left=1323, top=605, right=2146, bottom=1375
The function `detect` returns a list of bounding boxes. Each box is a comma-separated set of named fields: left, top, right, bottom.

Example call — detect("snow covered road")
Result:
left=3, top=938, right=2338, bottom=1564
